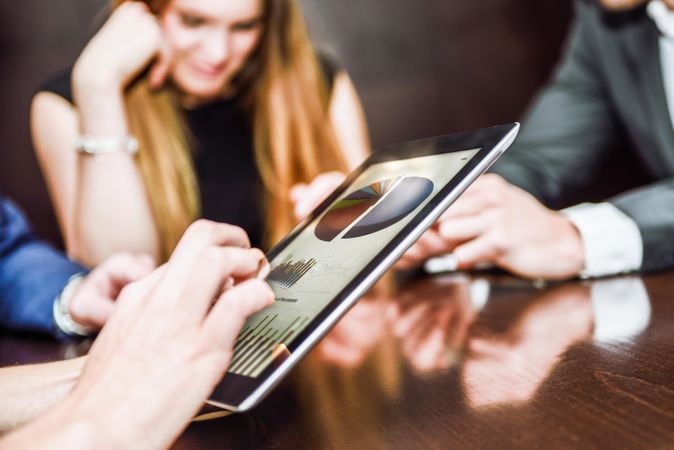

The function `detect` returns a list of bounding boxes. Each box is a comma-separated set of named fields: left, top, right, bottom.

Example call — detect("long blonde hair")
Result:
left=115, top=0, right=347, bottom=260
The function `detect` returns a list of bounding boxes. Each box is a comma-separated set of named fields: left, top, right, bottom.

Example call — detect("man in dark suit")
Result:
left=0, top=193, right=153, bottom=336
left=400, top=0, right=674, bottom=279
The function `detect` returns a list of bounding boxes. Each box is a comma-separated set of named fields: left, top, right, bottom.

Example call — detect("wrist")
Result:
left=48, top=393, right=135, bottom=450
left=47, top=416, right=99, bottom=450
left=557, top=213, right=585, bottom=276
left=71, top=65, right=130, bottom=136
left=72, top=59, right=123, bottom=99
left=65, top=369, right=199, bottom=450
left=0, top=397, right=101, bottom=450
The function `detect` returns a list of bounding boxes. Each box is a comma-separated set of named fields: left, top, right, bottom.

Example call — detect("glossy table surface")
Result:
left=2, top=271, right=674, bottom=449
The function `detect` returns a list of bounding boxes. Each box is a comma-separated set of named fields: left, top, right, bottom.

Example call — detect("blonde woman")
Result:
left=32, top=0, right=369, bottom=266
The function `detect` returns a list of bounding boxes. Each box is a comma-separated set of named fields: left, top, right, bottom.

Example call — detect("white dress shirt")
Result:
left=561, top=0, right=674, bottom=278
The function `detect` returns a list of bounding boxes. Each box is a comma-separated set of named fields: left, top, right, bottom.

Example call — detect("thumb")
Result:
left=68, top=290, right=115, bottom=330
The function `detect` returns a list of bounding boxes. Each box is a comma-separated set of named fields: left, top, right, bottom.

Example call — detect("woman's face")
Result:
left=597, top=0, right=674, bottom=10
left=161, top=0, right=264, bottom=100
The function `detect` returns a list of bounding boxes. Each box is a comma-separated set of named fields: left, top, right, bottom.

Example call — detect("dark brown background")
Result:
left=0, top=0, right=572, bottom=244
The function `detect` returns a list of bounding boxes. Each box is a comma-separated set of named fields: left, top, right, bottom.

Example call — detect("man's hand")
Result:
left=397, top=174, right=585, bottom=280
left=67, top=253, right=156, bottom=330
left=1, top=220, right=274, bottom=450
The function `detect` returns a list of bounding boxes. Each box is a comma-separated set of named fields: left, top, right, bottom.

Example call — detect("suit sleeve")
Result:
left=610, top=179, right=674, bottom=272
left=491, top=0, right=623, bottom=209
left=0, top=197, right=85, bottom=336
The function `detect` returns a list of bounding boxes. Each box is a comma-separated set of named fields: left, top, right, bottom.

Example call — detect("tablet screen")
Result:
left=227, top=148, right=481, bottom=378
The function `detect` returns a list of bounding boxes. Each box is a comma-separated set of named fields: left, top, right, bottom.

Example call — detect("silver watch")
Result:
left=53, top=273, right=95, bottom=337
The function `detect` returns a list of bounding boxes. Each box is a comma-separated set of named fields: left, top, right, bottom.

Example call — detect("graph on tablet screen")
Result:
left=315, top=176, right=433, bottom=241
left=227, top=148, right=481, bottom=378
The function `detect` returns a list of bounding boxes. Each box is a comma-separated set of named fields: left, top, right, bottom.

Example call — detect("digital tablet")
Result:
left=208, top=123, right=519, bottom=411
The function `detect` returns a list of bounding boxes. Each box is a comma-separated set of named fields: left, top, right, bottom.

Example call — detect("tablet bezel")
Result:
left=208, top=123, right=519, bottom=411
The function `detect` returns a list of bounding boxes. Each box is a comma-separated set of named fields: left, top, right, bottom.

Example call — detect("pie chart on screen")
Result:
left=315, top=176, right=434, bottom=242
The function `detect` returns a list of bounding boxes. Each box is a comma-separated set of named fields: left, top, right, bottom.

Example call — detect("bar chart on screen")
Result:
left=267, top=256, right=317, bottom=288
left=228, top=313, right=311, bottom=377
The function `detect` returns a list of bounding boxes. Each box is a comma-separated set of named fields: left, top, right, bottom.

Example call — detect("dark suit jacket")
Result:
left=0, top=194, right=85, bottom=336
left=492, top=0, right=674, bottom=272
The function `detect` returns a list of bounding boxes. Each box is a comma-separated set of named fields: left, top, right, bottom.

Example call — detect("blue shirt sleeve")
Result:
left=0, top=196, right=86, bottom=337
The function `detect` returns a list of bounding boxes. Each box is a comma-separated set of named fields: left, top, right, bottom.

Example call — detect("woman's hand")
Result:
left=73, top=1, right=172, bottom=92
left=290, top=171, right=346, bottom=221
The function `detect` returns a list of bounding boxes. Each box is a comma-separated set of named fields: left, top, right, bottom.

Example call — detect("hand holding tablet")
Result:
left=210, top=123, right=519, bottom=411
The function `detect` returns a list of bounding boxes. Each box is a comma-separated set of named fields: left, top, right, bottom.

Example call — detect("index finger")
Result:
left=149, top=30, right=173, bottom=89
left=170, top=220, right=251, bottom=260
left=168, top=247, right=266, bottom=320
left=162, top=221, right=251, bottom=291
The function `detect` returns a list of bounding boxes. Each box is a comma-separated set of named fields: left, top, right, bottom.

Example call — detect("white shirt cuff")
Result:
left=562, top=202, right=643, bottom=278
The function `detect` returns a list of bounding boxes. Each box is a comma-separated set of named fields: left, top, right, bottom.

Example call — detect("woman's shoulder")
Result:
left=37, top=68, right=74, bottom=104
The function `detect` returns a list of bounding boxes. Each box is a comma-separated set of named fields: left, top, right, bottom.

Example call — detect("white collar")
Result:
left=648, top=0, right=674, bottom=39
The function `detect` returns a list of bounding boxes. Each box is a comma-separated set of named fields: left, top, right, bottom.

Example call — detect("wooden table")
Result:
left=2, top=272, right=673, bottom=449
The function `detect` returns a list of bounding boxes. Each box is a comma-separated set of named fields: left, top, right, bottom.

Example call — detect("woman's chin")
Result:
left=174, top=76, right=231, bottom=103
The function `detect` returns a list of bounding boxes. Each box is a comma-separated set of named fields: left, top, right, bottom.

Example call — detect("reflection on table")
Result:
left=0, top=272, right=670, bottom=449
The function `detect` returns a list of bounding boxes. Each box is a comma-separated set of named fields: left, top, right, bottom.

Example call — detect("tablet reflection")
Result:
left=293, top=276, right=479, bottom=449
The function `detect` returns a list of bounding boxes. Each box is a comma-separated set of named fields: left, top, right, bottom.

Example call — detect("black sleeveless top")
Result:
left=40, top=56, right=339, bottom=249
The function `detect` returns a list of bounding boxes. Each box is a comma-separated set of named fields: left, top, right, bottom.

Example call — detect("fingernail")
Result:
left=257, top=260, right=271, bottom=280
left=249, top=249, right=270, bottom=279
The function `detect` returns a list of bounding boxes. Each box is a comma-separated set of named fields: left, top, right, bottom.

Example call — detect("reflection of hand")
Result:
left=316, top=295, right=388, bottom=368
left=395, top=227, right=450, bottom=269
left=3, top=221, right=274, bottom=449
left=68, top=253, right=155, bottom=330
left=289, top=171, right=346, bottom=221
left=74, top=2, right=172, bottom=91
left=392, top=279, right=475, bottom=373
left=397, top=174, right=584, bottom=280
left=462, top=283, right=592, bottom=408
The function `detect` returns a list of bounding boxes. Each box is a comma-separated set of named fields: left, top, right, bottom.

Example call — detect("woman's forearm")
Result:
left=70, top=70, right=160, bottom=265
left=75, top=151, right=160, bottom=265
left=0, top=357, right=85, bottom=434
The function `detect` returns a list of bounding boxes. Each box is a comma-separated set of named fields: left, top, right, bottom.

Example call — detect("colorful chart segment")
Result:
left=315, top=176, right=434, bottom=242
